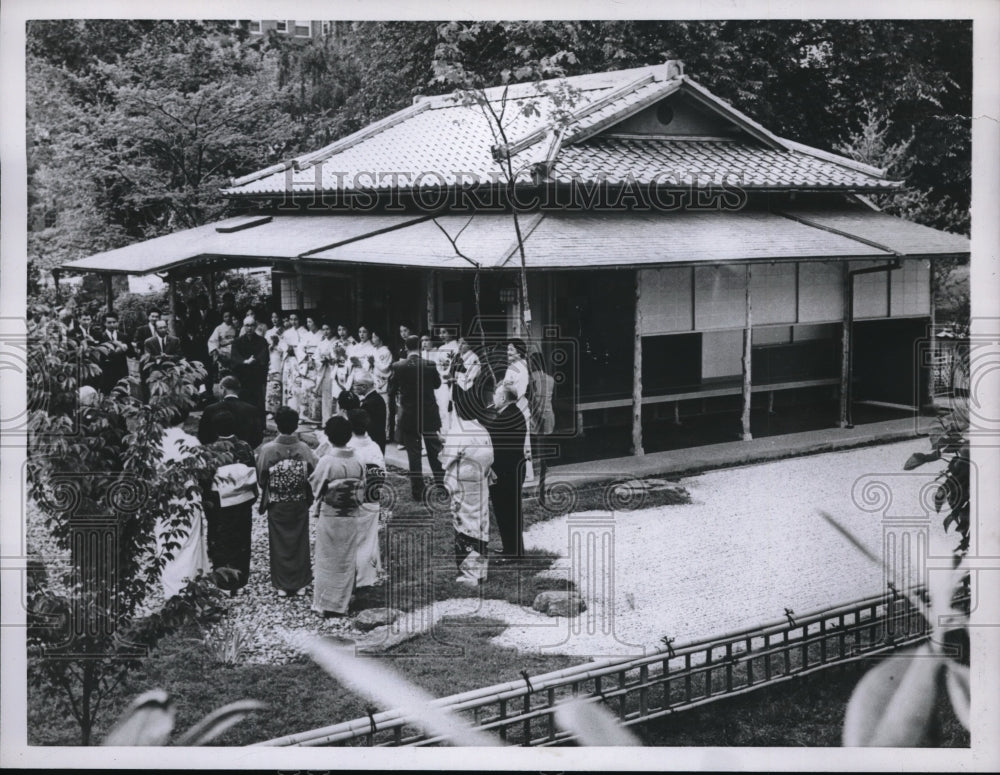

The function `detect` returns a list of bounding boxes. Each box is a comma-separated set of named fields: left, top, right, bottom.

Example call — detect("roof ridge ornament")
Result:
left=664, top=60, right=685, bottom=79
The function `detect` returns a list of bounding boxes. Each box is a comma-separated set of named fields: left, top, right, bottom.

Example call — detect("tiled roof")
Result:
left=223, top=63, right=897, bottom=198
left=549, top=138, right=901, bottom=189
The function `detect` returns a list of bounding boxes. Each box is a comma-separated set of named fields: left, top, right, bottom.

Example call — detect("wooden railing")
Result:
left=255, top=588, right=952, bottom=747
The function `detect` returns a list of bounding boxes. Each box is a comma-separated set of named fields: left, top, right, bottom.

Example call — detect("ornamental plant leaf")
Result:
left=554, top=698, right=641, bottom=746
left=282, top=630, right=499, bottom=747
left=102, top=689, right=175, bottom=746
left=173, top=699, right=266, bottom=746
left=842, top=644, right=944, bottom=746
left=945, top=663, right=971, bottom=730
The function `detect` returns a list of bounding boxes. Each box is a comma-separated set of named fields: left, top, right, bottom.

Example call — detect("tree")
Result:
left=432, top=22, right=587, bottom=340
left=26, top=300, right=232, bottom=744
left=26, top=21, right=302, bottom=271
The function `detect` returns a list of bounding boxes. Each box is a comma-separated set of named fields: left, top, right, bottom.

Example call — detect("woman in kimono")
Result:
left=441, top=387, right=495, bottom=585
left=256, top=406, right=317, bottom=597
left=346, top=408, right=385, bottom=588
left=503, top=338, right=534, bottom=481
left=296, top=316, right=323, bottom=424
left=280, top=314, right=302, bottom=410
left=265, top=331, right=284, bottom=415
left=309, top=415, right=365, bottom=618
left=370, top=331, right=394, bottom=437
left=204, top=410, right=259, bottom=596
left=332, top=345, right=354, bottom=412
left=316, top=323, right=338, bottom=424
left=527, top=351, right=556, bottom=504
left=156, top=407, right=211, bottom=599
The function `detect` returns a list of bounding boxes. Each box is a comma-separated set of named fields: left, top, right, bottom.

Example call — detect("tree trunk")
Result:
left=80, top=665, right=94, bottom=746
left=741, top=265, right=753, bottom=441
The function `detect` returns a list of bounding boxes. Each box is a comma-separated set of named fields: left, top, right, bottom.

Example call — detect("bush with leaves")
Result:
left=25, top=300, right=237, bottom=744
left=837, top=402, right=970, bottom=746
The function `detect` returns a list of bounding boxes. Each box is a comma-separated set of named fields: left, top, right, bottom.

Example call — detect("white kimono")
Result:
left=156, top=427, right=210, bottom=599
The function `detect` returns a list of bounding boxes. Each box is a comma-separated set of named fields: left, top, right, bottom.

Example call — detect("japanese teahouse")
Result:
left=59, top=61, right=970, bottom=457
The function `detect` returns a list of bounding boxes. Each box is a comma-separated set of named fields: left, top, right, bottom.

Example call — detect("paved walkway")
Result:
left=383, top=415, right=929, bottom=487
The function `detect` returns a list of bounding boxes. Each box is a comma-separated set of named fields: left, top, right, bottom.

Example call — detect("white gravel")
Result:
left=26, top=439, right=954, bottom=667
left=488, top=438, right=954, bottom=658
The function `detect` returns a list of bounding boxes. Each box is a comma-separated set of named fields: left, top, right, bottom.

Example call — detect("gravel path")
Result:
left=26, top=438, right=952, bottom=666
left=489, top=438, right=952, bottom=658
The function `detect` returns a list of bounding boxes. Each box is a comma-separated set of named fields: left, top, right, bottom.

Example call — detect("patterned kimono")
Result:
left=280, top=326, right=301, bottom=410
left=316, top=336, right=338, bottom=424
left=256, top=434, right=317, bottom=593
left=265, top=340, right=284, bottom=414
left=296, top=328, right=323, bottom=423
left=441, top=416, right=494, bottom=584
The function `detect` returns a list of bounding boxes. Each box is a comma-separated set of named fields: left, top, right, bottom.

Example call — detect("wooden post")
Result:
left=839, top=263, right=852, bottom=427
left=356, top=269, right=365, bottom=327
left=426, top=271, right=436, bottom=333
left=208, top=272, right=217, bottom=310
left=168, top=275, right=178, bottom=336
left=927, top=259, right=936, bottom=411
left=740, top=264, right=753, bottom=441
left=104, top=274, right=114, bottom=314
left=632, top=269, right=644, bottom=456
left=52, top=270, right=61, bottom=304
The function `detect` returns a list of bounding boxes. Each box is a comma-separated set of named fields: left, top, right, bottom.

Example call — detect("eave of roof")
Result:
left=59, top=205, right=968, bottom=278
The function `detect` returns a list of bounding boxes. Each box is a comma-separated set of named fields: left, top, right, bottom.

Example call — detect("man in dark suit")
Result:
left=198, top=375, right=264, bottom=449
left=131, top=309, right=160, bottom=358
left=140, top=318, right=181, bottom=400
left=388, top=322, right=411, bottom=447
left=389, top=335, right=443, bottom=500
left=482, top=383, right=528, bottom=558
left=92, top=312, right=130, bottom=393
left=229, top=318, right=269, bottom=418
left=143, top=318, right=182, bottom=358
left=352, top=371, right=386, bottom=453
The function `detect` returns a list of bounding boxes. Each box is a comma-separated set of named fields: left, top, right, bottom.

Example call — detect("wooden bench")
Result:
left=572, top=377, right=841, bottom=430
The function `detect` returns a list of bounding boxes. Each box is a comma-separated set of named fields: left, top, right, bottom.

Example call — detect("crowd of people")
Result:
left=57, top=295, right=558, bottom=614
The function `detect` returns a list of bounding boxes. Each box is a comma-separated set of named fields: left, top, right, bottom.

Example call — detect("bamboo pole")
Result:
left=740, top=265, right=753, bottom=441
left=632, top=269, right=644, bottom=456
left=426, top=271, right=436, bottom=333
left=839, top=262, right=851, bottom=427
left=104, top=274, right=114, bottom=314
left=168, top=275, right=177, bottom=337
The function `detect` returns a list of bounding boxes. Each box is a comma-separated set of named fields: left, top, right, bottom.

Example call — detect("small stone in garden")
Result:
left=532, top=590, right=586, bottom=617
left=354, top=607, right=404, bottom=631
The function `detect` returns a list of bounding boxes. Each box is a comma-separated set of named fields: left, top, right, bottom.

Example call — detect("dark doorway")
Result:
left=853, top=317, right=931, bottom=407
left=553, top=270, right=634, bottom=400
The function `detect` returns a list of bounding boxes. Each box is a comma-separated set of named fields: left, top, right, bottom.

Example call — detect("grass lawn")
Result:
left=634, top=658, right=970, bottom=747
left=28, top=616, right=580, bottom=746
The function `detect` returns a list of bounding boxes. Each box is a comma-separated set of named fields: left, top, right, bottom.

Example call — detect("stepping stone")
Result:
left=354, top=607, right=404, bottom=631
left=532, top=590, right=586, bottom=618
